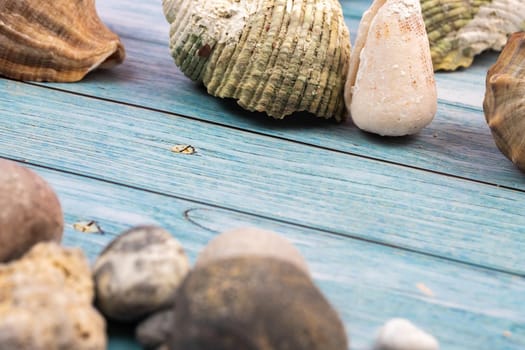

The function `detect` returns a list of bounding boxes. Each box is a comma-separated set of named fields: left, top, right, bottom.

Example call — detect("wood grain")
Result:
left=1, top=80, right=524, bottom=275
left=94, top=0, right=493, bottom=110
left=26, top=163, right=525, bottom=350
left=0, top=1, right=522, bottom=350
left=29, top=29, right=519, bottom=190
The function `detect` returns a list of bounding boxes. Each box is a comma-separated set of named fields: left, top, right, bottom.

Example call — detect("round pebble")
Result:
left=136, top=308, right=174, bottom=350
left=195, top=227, right=309, bottom=274
left=93, top=225, right=190, bottom=321
left=0, top=159, right=63, bottom=262
left=170, top=256, right=348, bottom=350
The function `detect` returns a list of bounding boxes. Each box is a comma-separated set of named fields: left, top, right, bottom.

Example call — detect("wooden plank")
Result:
left=94, top=0, right=365, bottom=45
left=23, top=163, right=525, bottom=350
left=94, top=0, right=495, bottom=110
left=1, top=80, right=524, bottom=275
left=28, top=37, right=516, bottom=189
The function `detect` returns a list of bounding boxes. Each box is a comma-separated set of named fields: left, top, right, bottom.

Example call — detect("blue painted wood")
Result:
left=29, top=28, right=522, bottom=190
left=24, top=163, right=525, bottom=350
left=0, top=80, right=524, bottom=276
left=93, top=0, right=493, bottom=110
left=93, top=0, right=366, bottom=45
left=0, top=1, right=523, bottom=350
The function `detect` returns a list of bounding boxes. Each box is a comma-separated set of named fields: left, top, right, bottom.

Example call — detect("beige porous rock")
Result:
left=0, top=159, right=64, bottom=262
left=0, top=242, right=106, bottom=350
left=483, top=31, right=525, bottom=171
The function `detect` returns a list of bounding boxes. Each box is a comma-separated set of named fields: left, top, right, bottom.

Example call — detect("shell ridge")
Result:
left=245, top=0, right=294, bottom=115
left=249, top=0, right=294, bottom=114
left=208, top=2, right=264, bottom=97
left=315, top=3, right=347, bottom=118
left=303, top=0, right=328, bottom=115
left=279, top=0, right=317, bottom=115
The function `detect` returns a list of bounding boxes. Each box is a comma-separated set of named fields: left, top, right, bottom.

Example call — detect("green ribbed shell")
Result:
left=163, top=0, right=351, bottom=120
left=422, top=0, right=525, bottom=71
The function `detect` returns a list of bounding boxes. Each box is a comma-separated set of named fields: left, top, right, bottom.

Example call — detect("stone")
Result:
left=136, top=308, right=174, bottom=350
left=195, top=227, right=309, bottom=274
left=170, top=256, right=348, bottom=350
left=374, top=318, right=439, bottom=350
left=93, top=225, right=190, bottom=321
left=0, top=159, right=63, bottom=262
left=0, top=242, right=106, bottom=350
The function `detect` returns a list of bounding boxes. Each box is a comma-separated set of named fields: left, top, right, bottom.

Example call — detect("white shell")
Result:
left=345, top=0, right=437, bottom=136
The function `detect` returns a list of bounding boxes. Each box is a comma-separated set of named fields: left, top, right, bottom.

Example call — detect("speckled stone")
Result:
left=136, top=308, right=174, bottom=350
left=170, top=256, right=348, bottom=350
left=93, top=225, right=190, bottom=321
left=374, top=318, right=439, bottom=350
left=195, top=227, right=309, bottom=274
left=0, top=159, right=63, bottom=262
left=0, top=242, right=106, bottom=350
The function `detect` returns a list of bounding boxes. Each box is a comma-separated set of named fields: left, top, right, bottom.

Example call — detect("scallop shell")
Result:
left=483, top=32, right=525, bottom=171
left=0, top=0, right=125, bottom=82
left=162, top=0, right=351, bottom=120
left=344, top=0, right=437, bottom=136
left=422, top=0, right=525, bottom=71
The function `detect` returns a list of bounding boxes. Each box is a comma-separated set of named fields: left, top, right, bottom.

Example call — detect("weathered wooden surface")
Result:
left=1, top=0, right=524, bottom=349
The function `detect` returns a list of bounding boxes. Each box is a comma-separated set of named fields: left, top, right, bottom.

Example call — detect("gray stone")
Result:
left=93, top=225, right=190, bottom=321
left=195, top=227, right=309, bottom=274
left=136, top=309, right=174, bottom=349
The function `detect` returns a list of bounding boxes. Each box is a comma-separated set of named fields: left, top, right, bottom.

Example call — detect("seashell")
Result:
left=0, top=0, right=125, bottom=82
left=483, top=32, right=525, bottom=171
left=422, top=0, right=525, bottom=71
left=162, top=0, right=351, bottom=120
left=344, top=0, right=437, bottom=136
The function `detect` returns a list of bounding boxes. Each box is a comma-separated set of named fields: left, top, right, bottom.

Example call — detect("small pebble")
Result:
left=136, top=308, right=174, bottom=350
left=195, top=227, right=309, bottom=274
left=93, top=225, right=190, bottom=321
left=374, top=318, right=439, bottom=350
left=0, top=159, right=63, bottom=262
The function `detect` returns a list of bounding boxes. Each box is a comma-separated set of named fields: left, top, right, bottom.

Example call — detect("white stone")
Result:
left=374, top=318, right=439, bottom=350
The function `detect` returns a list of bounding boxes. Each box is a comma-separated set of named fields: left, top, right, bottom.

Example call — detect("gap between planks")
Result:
left=6, top=156, right=524, bottom=279
left=17, top=160, right=525, bottom=350
left=18, top=78, right=524, bottom=196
